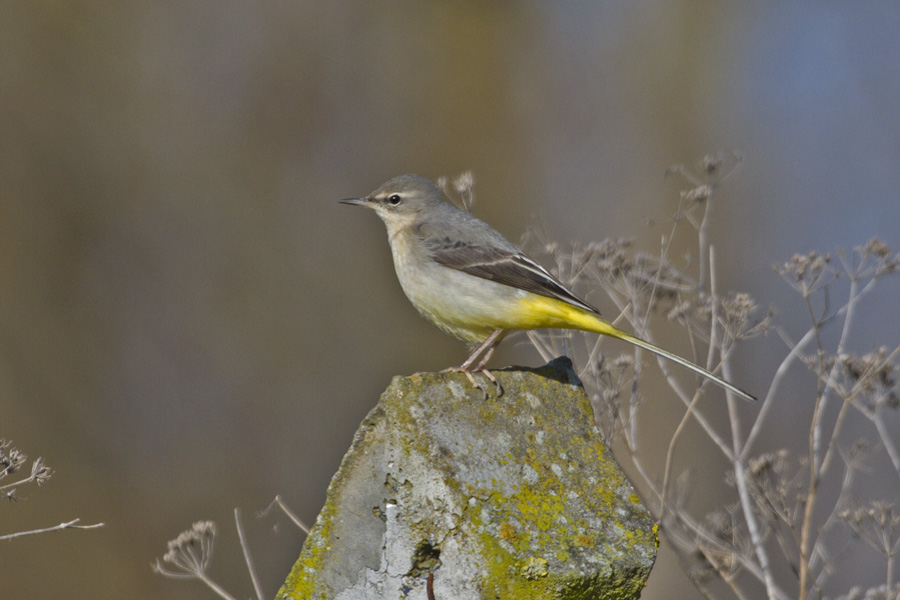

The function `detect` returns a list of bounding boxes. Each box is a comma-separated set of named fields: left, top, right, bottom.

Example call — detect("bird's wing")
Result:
left=423, top=233, right=600, bottom=315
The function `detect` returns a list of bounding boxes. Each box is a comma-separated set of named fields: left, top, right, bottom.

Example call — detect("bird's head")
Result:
left=340, top=174, right=444, bottom=231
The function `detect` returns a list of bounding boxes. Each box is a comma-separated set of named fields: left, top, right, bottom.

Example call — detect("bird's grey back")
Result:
left=416, top=193, right=519, bottom=254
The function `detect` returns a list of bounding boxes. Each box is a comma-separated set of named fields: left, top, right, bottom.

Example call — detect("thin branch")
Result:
left=744, top=274, right=880, bottom=457
left=743, top=325, right=817, bottom=455
left=711, top=244, right=779, bottom=600
left=194, top=572, right=238, bottom=600
left=660, top=389, right=704, bottom=521
left=235, top=508, right=265, bottom=600
left=873, top=410, right=900, bottom=478
left=0, top=518, right=104, bottom=542
left=261, top=495, right=311, bottom=535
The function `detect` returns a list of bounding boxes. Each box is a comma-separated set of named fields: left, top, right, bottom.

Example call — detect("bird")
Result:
left=340, top=174, right=755, bottom=402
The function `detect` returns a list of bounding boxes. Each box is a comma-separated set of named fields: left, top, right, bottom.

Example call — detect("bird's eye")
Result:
left=388, top=194, right=402, bottom=205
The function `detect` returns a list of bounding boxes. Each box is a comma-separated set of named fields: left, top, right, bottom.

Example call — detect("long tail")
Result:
left=515, top=295, right=756, bottom=401
left=576, top=311, right=756, bottom=402
left=610, top=327, right=756, bottom=402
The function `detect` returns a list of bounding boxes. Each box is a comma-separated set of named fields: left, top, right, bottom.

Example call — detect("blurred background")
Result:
left=2, top=2, right=900, bottom=599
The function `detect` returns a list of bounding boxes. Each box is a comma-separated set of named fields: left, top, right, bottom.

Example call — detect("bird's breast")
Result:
left=386, top=231, right=523, bottom=342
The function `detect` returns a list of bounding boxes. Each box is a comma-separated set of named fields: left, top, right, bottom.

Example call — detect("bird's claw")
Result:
left=442, top=366, right=503, bottom=399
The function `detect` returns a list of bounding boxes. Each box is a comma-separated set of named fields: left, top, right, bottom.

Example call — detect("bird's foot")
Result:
left=442, top=365, right=503, bottom=399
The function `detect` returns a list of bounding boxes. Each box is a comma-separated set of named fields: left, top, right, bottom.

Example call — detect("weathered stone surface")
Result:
left=276, top=358, right=657, bottom=599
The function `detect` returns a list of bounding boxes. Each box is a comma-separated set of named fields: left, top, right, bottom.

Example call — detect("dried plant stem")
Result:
left=195, top=572, right=237, bottom=600
left=660, top=390, right=704, bottom=520
left=0, top=518, right=104, bottom=542
left=265, top=494, right=312, bottom=534
left=235, top=508, right=264, bottom=600
left=874, top=413, right=900, bottom=477
left=710, top=245, right=779, bottom=600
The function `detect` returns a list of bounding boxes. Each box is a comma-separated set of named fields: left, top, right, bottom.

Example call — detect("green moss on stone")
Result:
left=276, top=360, right=656, bottom=599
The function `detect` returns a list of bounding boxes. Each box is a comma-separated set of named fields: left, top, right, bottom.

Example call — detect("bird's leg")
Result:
left=472, top=331, right=505, bottom=370
left=460, top=329, right=506, bottom=370
left=444, top=330, right=507, bottom=397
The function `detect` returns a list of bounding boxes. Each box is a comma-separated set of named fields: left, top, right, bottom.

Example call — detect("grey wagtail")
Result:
left=341, top=174, right=755, bottom=402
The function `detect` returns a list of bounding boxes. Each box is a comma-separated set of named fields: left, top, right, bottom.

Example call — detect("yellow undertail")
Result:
left=514, top=294, right=755, bottom=402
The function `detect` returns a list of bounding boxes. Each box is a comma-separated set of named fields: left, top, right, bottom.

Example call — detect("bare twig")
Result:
left=235, top=508, right=265, bottom=600
left=0, top=518, right=104, bottom=542
left=260, top=495, right=311, bottom=535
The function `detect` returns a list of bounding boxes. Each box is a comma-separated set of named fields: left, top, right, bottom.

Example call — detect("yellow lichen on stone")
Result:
left=499, top=522, right=519, bottom=544
left=573, top=534, right=594, bottom=548
left=521, top=557, right=549, bottom=580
